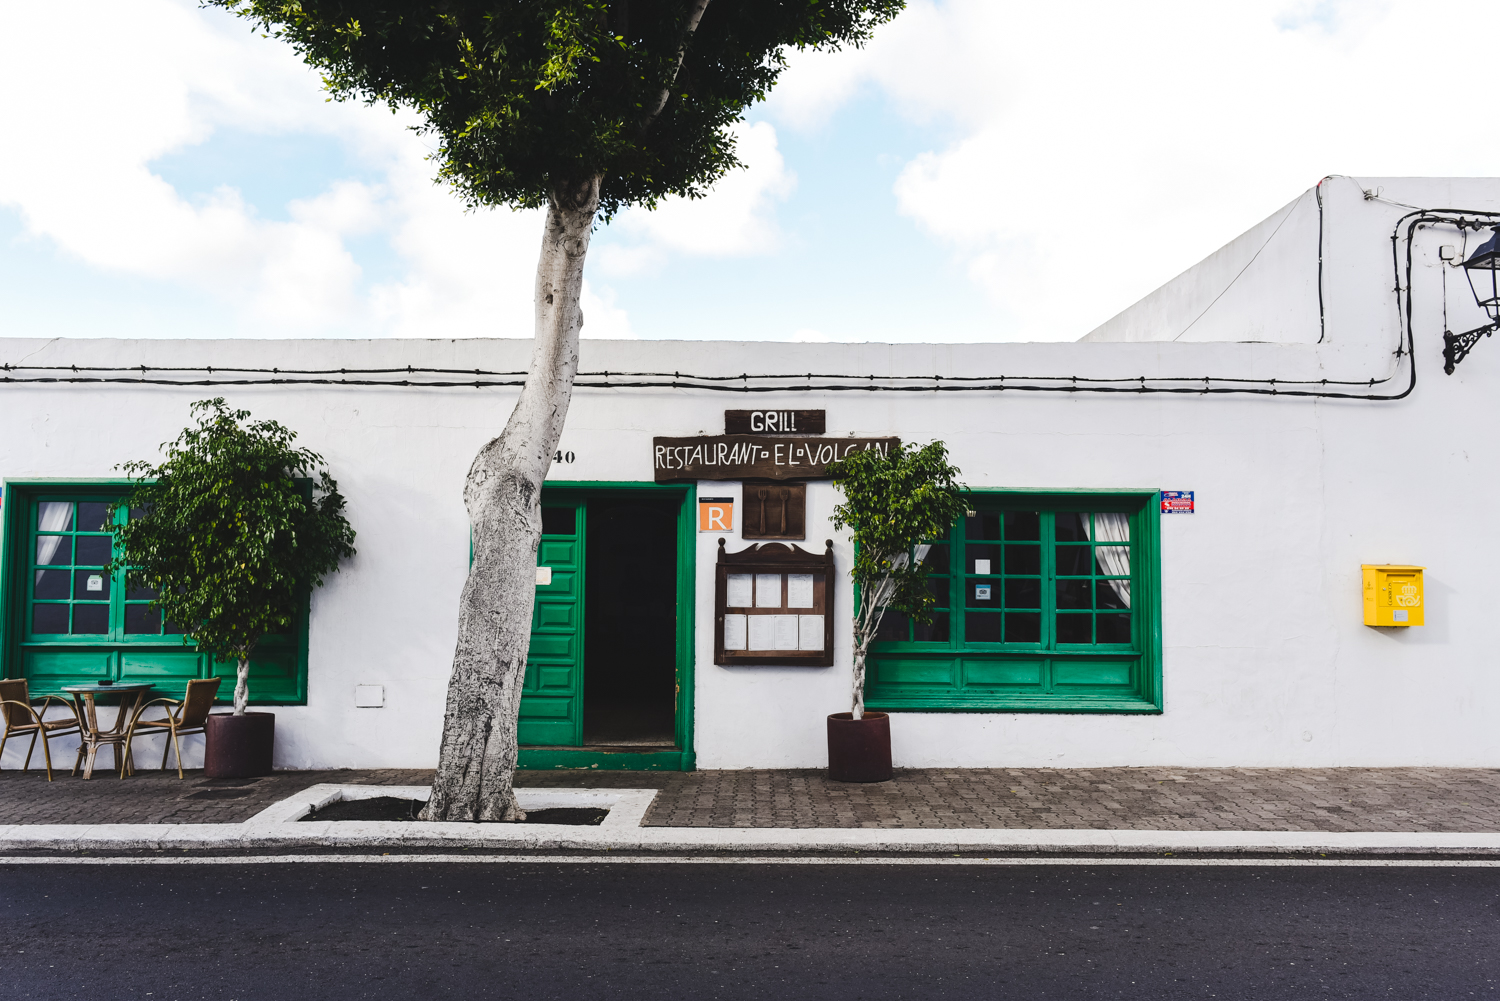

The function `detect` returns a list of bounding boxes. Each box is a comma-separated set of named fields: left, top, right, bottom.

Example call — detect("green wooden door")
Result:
left=518, top=500, right=585, bottom=745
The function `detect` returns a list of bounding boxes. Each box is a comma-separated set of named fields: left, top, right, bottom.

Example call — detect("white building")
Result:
left=3, top=176, right=1499, bottom=773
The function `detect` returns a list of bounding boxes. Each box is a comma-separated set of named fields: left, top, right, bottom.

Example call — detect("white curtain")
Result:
left=1086, top=512, right=1131, bottom=608
left=34, top=502, right=72, bottom=566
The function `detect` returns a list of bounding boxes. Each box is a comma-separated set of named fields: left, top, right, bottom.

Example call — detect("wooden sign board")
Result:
left=653, top=436, right=898, bottom=482
left=714, top=539, right=834, bottom=667
left=725, top=410, right=825, bottom=435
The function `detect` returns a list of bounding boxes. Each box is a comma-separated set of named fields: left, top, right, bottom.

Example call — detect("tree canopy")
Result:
left=210, top=0, right=903, bottom=215
left=108, top=399, right=356, bottom=708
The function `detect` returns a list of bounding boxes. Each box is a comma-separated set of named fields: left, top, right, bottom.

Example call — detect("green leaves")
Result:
left=830, top=441, right=967, bottom=625
left=107, top=399, right=357, bottom=677
left=207, top=0, right=905, bottom=217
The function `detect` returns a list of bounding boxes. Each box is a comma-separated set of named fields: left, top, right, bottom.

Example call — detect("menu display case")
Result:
left=713, top=538, right=834, bottom=667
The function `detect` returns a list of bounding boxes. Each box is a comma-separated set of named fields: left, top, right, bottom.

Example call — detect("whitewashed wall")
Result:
left=3, top=178, right=1498, bottom=771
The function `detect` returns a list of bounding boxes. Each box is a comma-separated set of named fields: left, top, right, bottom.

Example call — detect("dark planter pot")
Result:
left=204, top=712, right=275, bottom=778
left=827, top=711, right=892, bottom=783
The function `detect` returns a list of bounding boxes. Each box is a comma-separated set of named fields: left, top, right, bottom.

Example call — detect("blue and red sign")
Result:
left=1160, top=490, right=1194, bottom=514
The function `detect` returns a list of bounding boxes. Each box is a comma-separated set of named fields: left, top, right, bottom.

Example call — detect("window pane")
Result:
left=966, top=544, right=1000, bottom=574
left=1005, top=612, right=1041, bottom=643
left=966, top=581, right=998, bottom=608
left=927, top=577, right=950, bottom=606
left=965, top=612, right=1002, bottom=642
left=541, top=506, right=575, bottom=536
left=1003, top=511, right=1040, bottom=541
left=1055, top=512, right=1088, bottom=542
left=75, top=536, right=112, bottom=566
left=34, top=570, right=69, bottom=600
left=73, top=570, right=110, bottom=600
left=1055, top=545, right=1092, bottom=575
left=37, top=502, right=73, bottom=532
left=72, top=604, right=109, bottom=634
left=163, top=619, right=188, bottom=636
left=1056, top=614, right=1092, bottom=643
left=1097, top=613, right=1131, bottom=644
left=1096, top=580, right=1129, bottom=610
left=1056, top=579, right=1092, bottom=609
left=76, top=503, right=111, bottom=532
left=1093, top=544, right=1130, bottom=578
left=913, top=613, right=949, bottom=642
left=1093, top=511, right=1131, bottom=542
left=964, top=512, right=1001, bottom=540
left=36, top=536, right=70, bottom=566
left=127, top=582, right=158, bottom=601
left=32, top=604, right=69, bottom=634
left=876, top=610, right=909, bottom=642
left=125, top=604, right=162, bottom=635
left=1003, top=544, right=1040, bottom=575
left=918, top=544, right=949, bottom=575
left=1004, top=578, right=1040, bottom=609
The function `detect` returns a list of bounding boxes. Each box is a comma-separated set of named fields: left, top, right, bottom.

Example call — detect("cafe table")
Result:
left=59, top=683, right=155, bottom=779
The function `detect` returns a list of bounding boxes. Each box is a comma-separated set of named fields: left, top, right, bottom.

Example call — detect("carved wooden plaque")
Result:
left=742, top=481, right=805, bottom=540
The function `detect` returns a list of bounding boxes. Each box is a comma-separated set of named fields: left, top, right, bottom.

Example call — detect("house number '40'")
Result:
left=554, top=450, right=575, bottom=463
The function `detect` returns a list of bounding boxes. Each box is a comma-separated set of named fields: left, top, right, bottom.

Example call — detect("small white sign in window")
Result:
left=535, top=567, right=552, bottom=586
left=975, top=585, right=992, bottom=601
left=86, top=575, right=104, bottom=592
left=974, top=559, right=991, bottom=575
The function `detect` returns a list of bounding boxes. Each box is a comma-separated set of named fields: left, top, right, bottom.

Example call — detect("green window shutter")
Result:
left=1, top=483, right=309, bottom=704
left=866, top=491, right=1162, bottom=713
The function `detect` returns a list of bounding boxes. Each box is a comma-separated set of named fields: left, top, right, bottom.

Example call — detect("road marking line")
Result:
left=2, top=855, right=1500, bottom=867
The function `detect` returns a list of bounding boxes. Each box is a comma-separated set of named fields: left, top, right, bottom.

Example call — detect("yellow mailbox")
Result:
left=1362, top=565, right=1424, bottom=626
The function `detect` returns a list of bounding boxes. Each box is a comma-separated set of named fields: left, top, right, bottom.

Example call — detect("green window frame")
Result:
left=0, top=481, right=309, bottom=704
left=865, top=490, right=1162, bottom=713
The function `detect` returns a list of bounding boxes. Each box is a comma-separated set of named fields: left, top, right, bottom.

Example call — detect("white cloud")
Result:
left=599, top=121, right=796, bottom=272
left=765, top=0, right=1500, bottom=340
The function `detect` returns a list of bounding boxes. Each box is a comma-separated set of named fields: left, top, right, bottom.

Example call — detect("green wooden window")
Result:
left=1, top=485, right=308, bottom=703
left=865, top=491, right=1161, bottom=713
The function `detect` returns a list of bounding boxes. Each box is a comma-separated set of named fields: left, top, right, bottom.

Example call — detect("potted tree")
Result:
left=110, top=398, right=356, bottom=778
left=827, top=441, right=966, bottom=782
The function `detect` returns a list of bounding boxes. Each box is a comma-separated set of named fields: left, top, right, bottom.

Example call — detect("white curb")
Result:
left=3, top=784, right=1500, bottom=856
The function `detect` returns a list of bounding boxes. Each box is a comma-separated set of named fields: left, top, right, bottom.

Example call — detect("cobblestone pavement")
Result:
left=4, top=766, right=1500, bottom=831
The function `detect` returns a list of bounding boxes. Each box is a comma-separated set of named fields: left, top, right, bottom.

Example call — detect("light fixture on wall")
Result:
left=1444, top=228, right=1500, bottom=374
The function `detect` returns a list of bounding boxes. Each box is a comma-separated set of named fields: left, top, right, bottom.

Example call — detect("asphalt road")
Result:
left=3, top=857, right=1497, bottom=1000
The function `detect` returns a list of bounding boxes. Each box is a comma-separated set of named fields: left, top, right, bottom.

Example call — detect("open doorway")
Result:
left=583, top=496, right=679, bottom=746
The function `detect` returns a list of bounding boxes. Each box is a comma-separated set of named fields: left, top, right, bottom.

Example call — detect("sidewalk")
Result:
left=3, top=766, right=1500, bottom=832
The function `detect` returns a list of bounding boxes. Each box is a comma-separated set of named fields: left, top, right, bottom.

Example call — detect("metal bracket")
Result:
left=1443, top=320, right=1500, bottom=374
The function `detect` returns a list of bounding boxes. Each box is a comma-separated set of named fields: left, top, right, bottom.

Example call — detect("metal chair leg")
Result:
left=0, top=726, right=8, bottom=768
left=170, top=727, right=185, bottom=780
left=23, top=730, right=38, bottom=771
left=37, top=729, right=53, bottom=782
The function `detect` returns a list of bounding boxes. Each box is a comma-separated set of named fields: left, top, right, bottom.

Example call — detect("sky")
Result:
left=3, top=0, right=1500, bottom=344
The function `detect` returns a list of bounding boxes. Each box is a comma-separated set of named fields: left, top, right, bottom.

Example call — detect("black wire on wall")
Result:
left=1, top=206, right=1493, bottom=402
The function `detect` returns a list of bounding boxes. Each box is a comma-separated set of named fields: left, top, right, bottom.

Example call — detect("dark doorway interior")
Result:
left=583, top=497, right=679, bottom=747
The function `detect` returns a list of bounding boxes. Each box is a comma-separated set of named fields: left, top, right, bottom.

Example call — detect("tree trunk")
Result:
left=422, top=176, right=602, bottom=822
left=233, top=656, right=249, bottom=716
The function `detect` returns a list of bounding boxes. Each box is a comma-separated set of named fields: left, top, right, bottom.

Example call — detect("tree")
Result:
left=209, top=0, right=905, bottom=820
left=829, top=441, right=967, bottom=719
left=109, top=399, right=357, bottom=714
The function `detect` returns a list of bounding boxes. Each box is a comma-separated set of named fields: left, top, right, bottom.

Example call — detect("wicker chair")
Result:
left=125, top=677, right=223, bottom=779
left=0, top=678, right=81, bottom=782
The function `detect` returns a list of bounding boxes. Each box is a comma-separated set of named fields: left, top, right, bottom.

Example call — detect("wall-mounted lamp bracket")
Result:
left=1443, top=320, right=1500, bottom=374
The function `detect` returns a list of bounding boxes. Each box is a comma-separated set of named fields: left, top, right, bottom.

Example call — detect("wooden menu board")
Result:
left=714, top=538, right=834, bottom=667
